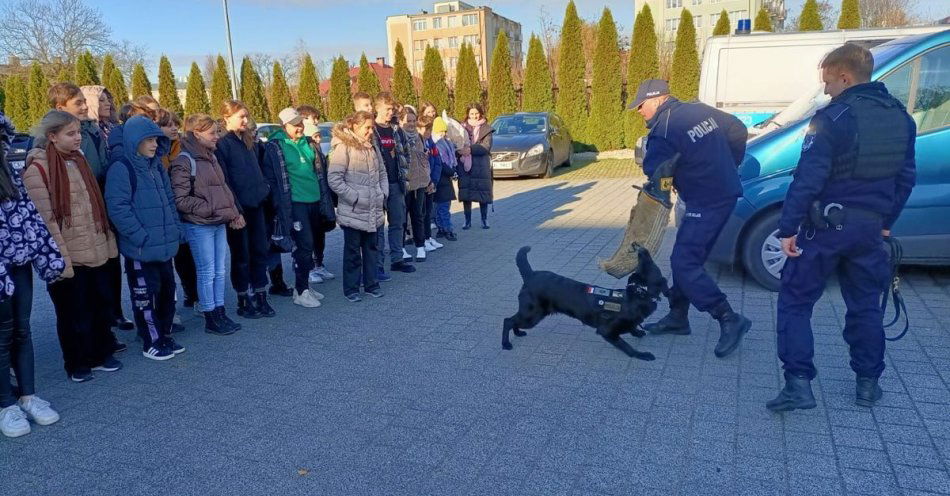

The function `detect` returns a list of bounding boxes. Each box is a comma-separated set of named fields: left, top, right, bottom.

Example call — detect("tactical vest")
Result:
left=829, top=92, right=910, bottom=181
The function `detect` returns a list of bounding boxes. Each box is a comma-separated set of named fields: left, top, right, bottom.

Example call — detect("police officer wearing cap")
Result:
left=634, top=79, right=752, bottom=358
left=767, top=43, right=916, bottom=412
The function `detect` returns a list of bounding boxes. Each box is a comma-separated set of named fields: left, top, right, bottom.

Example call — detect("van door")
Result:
left=883, top=43, right=950, bottom=262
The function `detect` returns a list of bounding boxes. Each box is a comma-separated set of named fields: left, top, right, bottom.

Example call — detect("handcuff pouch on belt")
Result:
left=806, top=201, right=844, bottom=238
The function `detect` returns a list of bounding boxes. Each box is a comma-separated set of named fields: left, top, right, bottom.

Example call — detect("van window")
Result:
left=912, top=45, right=949, bottom=134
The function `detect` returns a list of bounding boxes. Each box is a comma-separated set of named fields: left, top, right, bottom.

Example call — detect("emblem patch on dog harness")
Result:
left=588, top=286, right=625, bottom=313
left=603, top=302, right=622, bottom=312
left=586, top=286, right=612, bottom=297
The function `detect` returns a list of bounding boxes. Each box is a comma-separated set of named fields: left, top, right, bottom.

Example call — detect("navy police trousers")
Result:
left=668, top=199, right=734, bottom=314
left=777, top=219, right=890, bottom=380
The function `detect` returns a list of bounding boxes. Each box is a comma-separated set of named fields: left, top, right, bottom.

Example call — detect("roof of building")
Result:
left=318, top=59, right=421, bottom=96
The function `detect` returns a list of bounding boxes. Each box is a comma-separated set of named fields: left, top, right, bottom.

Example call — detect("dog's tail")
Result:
left=516, top=246, right=533, bottom=280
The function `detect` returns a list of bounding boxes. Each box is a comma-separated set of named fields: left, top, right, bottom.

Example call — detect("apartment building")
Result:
left=643, top=0, right=787, bottom=49
left=386, top=1, right=522, bottom=82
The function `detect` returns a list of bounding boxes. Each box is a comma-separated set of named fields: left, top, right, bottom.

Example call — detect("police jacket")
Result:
left=643, top=97, right=747, bottom=207
left=777, top=82, right=917, bottom=238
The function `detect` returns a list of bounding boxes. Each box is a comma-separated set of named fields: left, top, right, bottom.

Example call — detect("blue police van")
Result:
left=709, top=29, right=950, bottom=291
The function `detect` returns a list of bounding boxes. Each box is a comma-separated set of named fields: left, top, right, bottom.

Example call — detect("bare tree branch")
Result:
left=0, top=0, right=112, bottom=65
left=109, top=39, right=150, bottom=82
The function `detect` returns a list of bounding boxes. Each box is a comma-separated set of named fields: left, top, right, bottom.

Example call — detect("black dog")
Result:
left=502, top=245, right=669, bottom=360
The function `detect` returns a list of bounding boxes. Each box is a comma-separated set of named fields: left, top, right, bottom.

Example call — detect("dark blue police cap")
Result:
left=628, top=79, right=670, bottom=109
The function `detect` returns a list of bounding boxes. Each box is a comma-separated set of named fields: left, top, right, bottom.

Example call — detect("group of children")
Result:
left=0, top=84, right=494, bottom=438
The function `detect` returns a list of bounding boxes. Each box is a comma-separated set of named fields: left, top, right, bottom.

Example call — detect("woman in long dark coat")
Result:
left=457, top=103, right=494, bottom=230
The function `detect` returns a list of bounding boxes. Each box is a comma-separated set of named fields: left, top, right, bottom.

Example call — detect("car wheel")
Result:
left=541, top=152, right=555, bottom=178
left=563, top=148, right=574, bottom=167
left=741, top=210, right=784, bottom=292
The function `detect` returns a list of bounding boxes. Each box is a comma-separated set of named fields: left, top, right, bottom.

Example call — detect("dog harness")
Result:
left=586, top=285, right=626, bottom=313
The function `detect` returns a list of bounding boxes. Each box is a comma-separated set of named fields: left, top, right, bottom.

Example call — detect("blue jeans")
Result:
left=436, top=201, right=452, bottom=232
left=183, top=223, right=229, bottom=312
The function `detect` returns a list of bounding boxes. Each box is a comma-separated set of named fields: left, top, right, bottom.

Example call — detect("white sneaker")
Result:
left=0, top=405, right=30, bottom=437
left=423, top=240, right=437, bottom=252
left=428, top=237, right=444, bottom=249
left=293, top=289, right=322, bottom=308
left=173, top=313, right=182, bottom=325
left=308, top=269, right=324, bottom=284
left=401, top=248, right=412, bottom=260
left=18, top=396, right=60, bottom=426
left=415, top=246, right=427, bottom=261
left=313, top=265, right=335, bottom=280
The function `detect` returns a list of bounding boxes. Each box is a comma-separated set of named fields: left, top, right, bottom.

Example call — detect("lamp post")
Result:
left=222, top=0, right=239, bottom=99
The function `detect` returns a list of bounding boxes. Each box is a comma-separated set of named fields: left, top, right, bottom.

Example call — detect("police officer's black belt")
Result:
left=808, top=202, right=884, bottom=231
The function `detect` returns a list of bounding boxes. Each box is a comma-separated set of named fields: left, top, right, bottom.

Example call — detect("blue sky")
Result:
left=102, top=0, right=948, bottom=79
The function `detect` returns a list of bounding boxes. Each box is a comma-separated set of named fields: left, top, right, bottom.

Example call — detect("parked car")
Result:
left=7, top=133, right=33, bottom=171
left=255, top=123, right=281, bottom=142
left=489, top=112, right=573, bottom=178
left=709, top=29, right=950, bottom=291
left=317, top=121, right=333, bottom=156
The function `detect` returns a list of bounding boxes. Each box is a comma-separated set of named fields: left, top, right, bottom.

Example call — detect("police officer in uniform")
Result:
left=767, top=43, right=916, bottom=412
left=633, top=79, right=753, bottom=358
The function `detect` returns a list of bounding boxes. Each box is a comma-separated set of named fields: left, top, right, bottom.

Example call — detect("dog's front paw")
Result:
left=513, top=329, right=527, bottom=337
left=502, top=342, right=513, bottom=350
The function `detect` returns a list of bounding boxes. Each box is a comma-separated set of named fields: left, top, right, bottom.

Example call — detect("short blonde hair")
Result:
left=821, top=43, right=873, bottom=82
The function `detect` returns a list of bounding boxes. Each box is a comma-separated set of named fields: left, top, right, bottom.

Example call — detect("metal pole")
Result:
left=222, top=0, right=238, bottom=99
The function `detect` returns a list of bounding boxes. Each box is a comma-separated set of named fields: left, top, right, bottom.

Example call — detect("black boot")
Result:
left=644, top=306, right=691, bottom=335
left=766, top=372, right=817, bottom=412
left=215, top=307, right=242, bottom=332
left=254, top=292, right=276, bottom=318
left=268, top=267, right=293, bottom=297
left=855, top=376, right=883, bottom=407
left=713, top=303, right=751, bottom=358
left=204, top=311, right=235, bottom=336
left=236, top=294, right=262, bottom=319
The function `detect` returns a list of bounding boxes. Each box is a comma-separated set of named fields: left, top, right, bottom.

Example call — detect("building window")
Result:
left=449, top=36, right=459, bottom=48
left=475, top=55, right=481, bottom=66
left=666, top=18, right=680, bottom=33
left=433, top=38, right=442, bottom=49
left=463, top=34, right=480, bottom=47
left=432, top=17, right=442, bottom=29
left=413, top=40, right=426, bottom=51
left=462, top=13, right=478, bottom=26
left=412, top=19, right=427, bottom=31
left=665, top=0, right=682, bottom=8
left=415, top=60, right=423, bottom=73
left=695, top=16, right=703, bottom=28
left=447, top=16, right=458, bottom=28
left=692, top=0, right=701, bottom=4
left=449, top=57, right=458, bottom=69
left=729, top=10, right=748, bottom=20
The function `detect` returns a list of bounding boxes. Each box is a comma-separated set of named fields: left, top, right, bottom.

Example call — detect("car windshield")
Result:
left=750, top=41, right=916, bottom=139
left=492, top=116, right=546, bottom=135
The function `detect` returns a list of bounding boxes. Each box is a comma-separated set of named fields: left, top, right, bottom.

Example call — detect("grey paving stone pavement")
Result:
left=2, top=175, right=949, bottom=495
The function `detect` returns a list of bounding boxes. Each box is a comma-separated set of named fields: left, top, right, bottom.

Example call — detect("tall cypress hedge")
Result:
left=421, top=46, right=449, bottom=115
left=669, top=10, right=700, bottom=101
left=487, top=30, right=517, bottom=122
left=624, top=4, right=659, bottom=148
left=158, top=55, right=183, bottom=115
left=210, top=55, right=233, bottom=113
left=184, top=62, right=210, bottom=116
left=555, top=1, right=588, bottom=143
left=521, top=34, right=553, bottom=113
left=453, top=43, right=482, bottom=119
left=356, top=53, right=381, bottom=97
left=392, top=40, right=417, bottom=109
left=588, top=7, right=623, bottom=151
left=297, top=53, right=321, bottom=109
left=130, top=63, right=152, bottom=99
left=269, top=61, right=293, bottom=121
left=327, top=56, right=351, bottom=121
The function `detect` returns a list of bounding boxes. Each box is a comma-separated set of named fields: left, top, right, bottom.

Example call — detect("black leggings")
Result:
left=227, top=205, right=269, bottom=294
left=405, top=189, right=426, bottom=248
left=463, top=201, right=488, bottom=224
left=0, top=264, right=34, bottom=407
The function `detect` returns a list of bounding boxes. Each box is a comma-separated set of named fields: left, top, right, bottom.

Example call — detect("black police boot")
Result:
left=644, top=306, right=691, bottom=335
left=766, top=372, right=817, bottom=412
left=855, top=376, right=883, bottom=408
left=713, top=303, right=751, bottom=358
left=237, top=294, right=262, bottom=319
left=254, top=292, right=276, bottom=318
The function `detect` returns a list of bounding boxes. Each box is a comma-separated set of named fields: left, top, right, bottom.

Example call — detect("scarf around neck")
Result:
left=40, top=143, right=109, bottom=232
